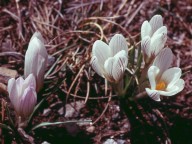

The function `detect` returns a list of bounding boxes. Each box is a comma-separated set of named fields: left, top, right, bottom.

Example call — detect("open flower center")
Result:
left=156, top=81, right=166, bottom=90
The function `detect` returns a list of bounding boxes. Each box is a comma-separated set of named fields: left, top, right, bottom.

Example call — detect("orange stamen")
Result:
left=156, top=81, right=166, bottom=90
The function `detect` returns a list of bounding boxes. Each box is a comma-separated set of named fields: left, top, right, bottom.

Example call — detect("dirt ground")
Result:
left=0, top=0, right=192, bottom=144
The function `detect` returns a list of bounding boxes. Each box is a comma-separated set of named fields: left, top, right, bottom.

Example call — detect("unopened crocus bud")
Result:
left=24, top=32, right=48, bottom=92
left=7, top=74, right=37, bottom=118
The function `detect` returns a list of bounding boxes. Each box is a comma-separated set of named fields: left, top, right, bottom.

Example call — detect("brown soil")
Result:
left=0, top=0, right=192, bottom=144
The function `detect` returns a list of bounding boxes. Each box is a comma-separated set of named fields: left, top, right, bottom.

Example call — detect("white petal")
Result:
left=114, top=50, right=127, bottom=59
left=16, top=77, right=24, bottom=97
left=7, top=78, right=16, bottom=97
left=148, top=66, right=160, bottom=90
left=153, top=48, right=173, bottom=76
left=141, top=21, right=152, bottom=39
left=92, top=40, right=111, bottom=66
left=30, top=32, right=45, bottom=44
left=104, top=57, right=115, bottom=82
left=169, top=79, right=185, bottom=93
left=158, top=79, right=184, bottom=96
left=149, top=15, right=163, bottom=34
left=24, top=37, right=48, bottom=79
left=19, top=87, right=37, bottom=117
left=38, top=41, right=48, bottom=65
left=175, top=79, right=185, bottom=92
left=109, top=34, right=128, bottom=56
left=112, top=50, right=128, bottom=82
left=141, top=36, right=151, bottom=57
left=16, top=77, right=24, bottom=87
left=150, top=33, right=167, bottom=56
left=153, top=26, right=167, bottom=36
left=90, top=56, right=104, bottom=77
left=36, top=55, right=46, bottom=92
left=7, top=78, right=19, bottom=112
left=30, top=36, right=47, bottom=59
left=146, top=88, right=161, bottom=101
left=24, top=50, right=36, bottom=78
left=23, top=74, right=36, bottom=93
left=161, top=67, right=182, bottom=88
left=25, top=38, right=40, bottom=78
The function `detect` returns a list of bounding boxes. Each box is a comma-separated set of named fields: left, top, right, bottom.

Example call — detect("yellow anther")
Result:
left=156, top=81, right=166, bottom=90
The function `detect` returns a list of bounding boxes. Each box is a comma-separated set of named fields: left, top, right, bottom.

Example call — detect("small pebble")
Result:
left=116, top=139, right=125, bottom=144
left=43, top=108, right=51, bottom=116
left=112, top=113, right=120, bottom=121
left=65, top=101, right=85, bottom=118
left=103, top=139, right=117, bottom=144
left=123, top=123, right=129, bottom=129
left=86, top=126, right=95, bottom=133
left=41, top=141, right=50, bottom=144
left=58, top=107, right=64, bottom=115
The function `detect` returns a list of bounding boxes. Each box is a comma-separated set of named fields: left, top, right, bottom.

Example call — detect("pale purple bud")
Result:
left=7, top=74, right=37, bottom=118
left=19, top=87, right=37, bottom=118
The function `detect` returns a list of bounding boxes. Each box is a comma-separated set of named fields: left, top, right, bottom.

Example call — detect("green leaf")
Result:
left=27, top=95, right=48, bottom=125
left=5, top=105, right=15, bottom=128
left=125, top=76, right=133, bottom=90
left=129, top=46, right=135, bottom=68
left=0, top=123, right=13, bottom=132
left=27, top=79, right=64, bottom=131
left=31, top=120, right=92, bottom=131
left=43, top=78, right=63, bottom=94
left=135, top=54, right=143, bottom=76
left=45, top=55, right=62, bottom=78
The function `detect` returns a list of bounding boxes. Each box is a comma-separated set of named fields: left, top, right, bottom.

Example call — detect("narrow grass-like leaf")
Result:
left=123, top=76, right=133, bottom=97
left=0, top=123, right=14, bottom=132
left=31, top=120, right=92, bottom=131
left=27, top=79, right=64, bottom=130
left=136, top=44, right=142, bottom=69
left=135, top=53, right=143, bottom=76
left=44, top=78, right=64, bottom=95
left=27, top=95, right=48, bottom=126
left=129, top=46, right=135, bottom=68
left=44, top=55, right=62, bottom=78
left=5, top=105, right=15, bottom=128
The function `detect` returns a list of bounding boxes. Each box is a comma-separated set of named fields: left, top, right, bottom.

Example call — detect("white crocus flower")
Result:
left=7, top=74, right=37, bottom=118
left=141, top=15, right=167, bottom=63
left=90, top=34, right=128, bottom=83
left=146, top=48, right=185, bottom=101
left=24, top=32, right=48, bottom=92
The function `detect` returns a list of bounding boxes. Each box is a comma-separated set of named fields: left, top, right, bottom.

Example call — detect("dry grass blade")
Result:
left=66, top=64, right=85, bottom=101
left=92, top=90, right=112, bottom=125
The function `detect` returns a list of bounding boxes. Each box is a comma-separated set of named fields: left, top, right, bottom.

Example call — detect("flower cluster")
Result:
left=142, top=15, right=184, bottom=101
left=7, top=32, right=48, bottom=123
left=6, top=14, right=185, bottom=129
left=91, top=15, right=184, bottom=101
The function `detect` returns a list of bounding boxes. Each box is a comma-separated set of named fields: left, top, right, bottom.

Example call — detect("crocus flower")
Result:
left=90, top=34, right=128, bottom=83
left=24, top=32, right=48, bottom=92
left=7, top=74, right=37, bottom=118
left=141, top=15, right=167, bottom=63
left=145, top=48, right=184, bottom=101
